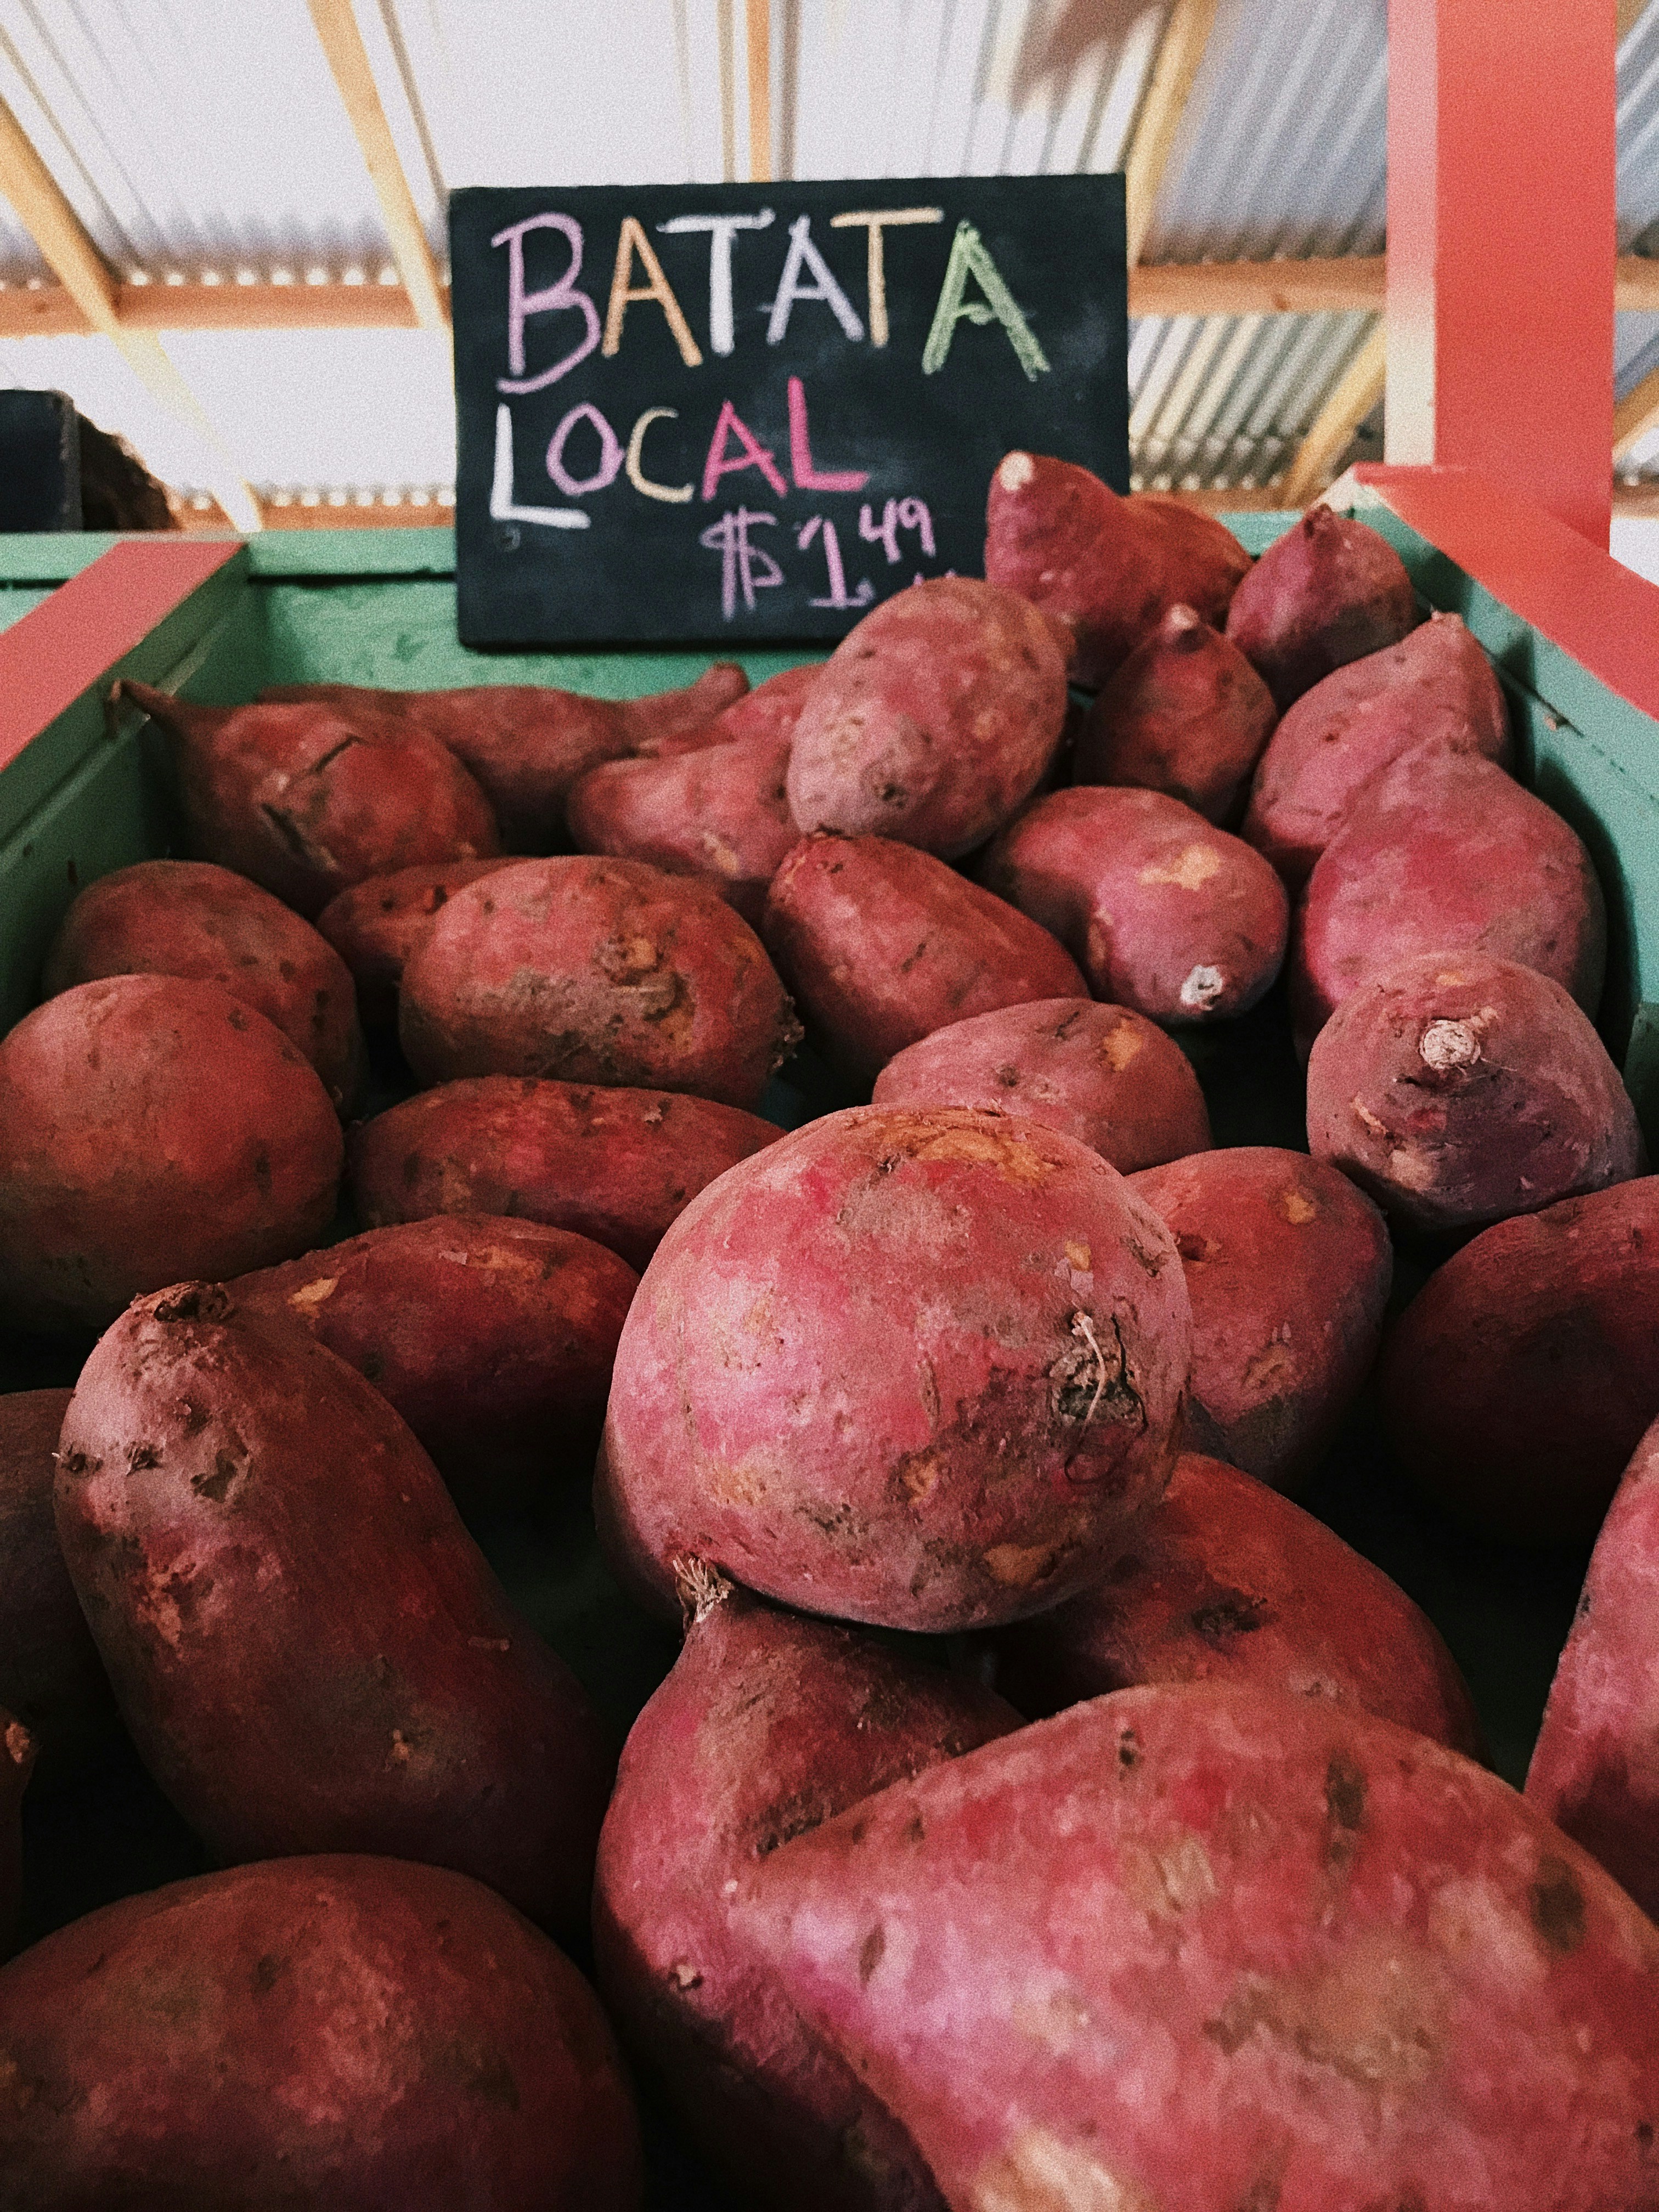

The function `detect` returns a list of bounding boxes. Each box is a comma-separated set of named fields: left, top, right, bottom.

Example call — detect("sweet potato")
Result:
left=784, top=578, right=1068, bottom=856
left=0, top=1705, right=32, bottom=1955
left=230, top=1215, right=637, bottom=1503
left=118, top=682, right=500, bottom=918
left=0, top=1855, right=643, bottom=2209
left=0, top=976, right=342, bottom=1334
left=400, top=855, right=800, bottom=1108
left=313, top=856, right=520, bottom=1027
left=1526, top=1413, right=1659, bottom=1919
left=761, top=834, right=1085, bottom=1083
left=980, top=1451, right=1482, bottom=1754
left=1379, top=1176, right=1659, bottom=1547
left=567, top=727, right=796, bottom=924
left=637, top=661, right=822, bottom=759
left=0, top=1390, right=117, bottom=1791
left=55, top=1286, right=614, bottom=1939
left=731, top=1683, right=1659, bottom=2212
left=596, top=1104, right=1191, bottom=1632
left=1224, top=504, right=1419, bottom=708
left=1307, top=951, right=1641, bottom=1234
left=984, top=450, right=1250, bottom=685
left=1243, top=610, right=1510, bottom=884
left=871, top=997, right=1211, bottom=1171
left=1073, top=602, right=1278, bottom=825
left=43, top=857, right=366, bottom=1114
left=351, top=1075, right=781, bottom=1270
left=980, top=787, right=1289, bottom=1023
left=1291, top=749, right=1607, bottom=1052
left=594, top=1579, right=1020, bottom=2212
left=1127, top=1147, right=1392, bottom=1492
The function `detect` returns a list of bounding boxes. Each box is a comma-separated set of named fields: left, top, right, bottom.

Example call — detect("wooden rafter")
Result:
left=1615, top=366, right=1659, bottom=466
left=304, top=0, right=447, bottom=329
left=746, top=0, right=772, bottom=183
left=1278, top=321, right=1388, bottom=507
left=1123, top=0, right=1219, bottom=266
left=1619, top=0, right=1651, bottom=37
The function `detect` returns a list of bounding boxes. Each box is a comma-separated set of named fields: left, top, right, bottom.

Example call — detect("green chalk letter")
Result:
left=921, top=221, right=1049, bottom=383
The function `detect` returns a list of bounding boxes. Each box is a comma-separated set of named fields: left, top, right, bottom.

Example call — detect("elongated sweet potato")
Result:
left=43, top=857, right=366, bottom=1114
left=733, top=1683, right=1659, bottom=2212
left=314, top=858, right=520, bottom=1026
left=872, top=998, right=1211, bottom=1171
left=0, top=1705, right=32, bottom=1955
left=761, top=834, right=1085, bottom=1083
left=980, top=1451, right=1482, bottom=1754
left=984, top=452, right=1250, bottom=685
left=230, top=1215, right=637, bottom=1503
left=785, top=578, right=1068, bottom=857
left=0, top=1855, right=643, bottom=2209
left=1073, top=603, right=1278, bottom=825
left=1224, top=504, right=1419, bottom=708
left=1526, top=1413, right=1659, bottom=1920
left=1307, top=951, right=1641, bottom=1234
left=351, top=1075, right=781, bottom=1270
left=1243, top=610, right=1510, bottom=884
left=119, top=682, right=500, bottom=918
left=981, top=787, right=1289, bottom=1023
left=636, top=661, right=822, bottom=759
left=400, top=856, right=800, bottom=1108
left=597, top=1105, right=1191, bottom=1632
left=55, top=1287, right=614, bottom=1939
left=0, top=976, right=342, bottom=1334
left=1379, top=1176, right=1659, bottom=1547
left=595, top=1580, right=1020, bottom=2212
left=1127, top=1147, right=1391, bottom=1492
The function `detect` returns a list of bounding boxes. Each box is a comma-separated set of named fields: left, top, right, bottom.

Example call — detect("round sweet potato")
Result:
left=785, top=577, right=1068, bottom=857
left=1379, top=1176, right=1659, bottom=1547
left=597, top=1104, right=1192, bottom=1633
left=350, top=1075, right=781, bottom=1271
left=1224, top=504, right=1420, bottom=709
left=761, top=834, right=1085, bottom=1084
left=0, top=1855, right=643, bottom=2209
left=399, top=856, right=800, bottom=1108
left=1307, top=951, right=1642, bottom=1234
left=0, top=975, right=343, bottom=1334
left=231, top=1215, right=637, bottom=1503
left=1073, top=603, right=1278, bottom=825
left=43, top=857, right=366, bottom=1114
left=1127, top=1146, right=1392, bottom=1493
left=594, top=1580, right=1019, bottom=2212
left=979, top=1451, right=1483, bottom=1755
left=314, top=858, right=519, bottom=1026
left=872, top=998, right=1211, bottom=1171
left=57, top=1286, right=614, bottom=1939
left=980, top=787, right=1290, bottom=1023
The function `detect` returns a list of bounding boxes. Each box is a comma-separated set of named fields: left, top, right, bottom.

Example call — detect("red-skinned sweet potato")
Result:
left=314, top=857, right=520, bottom=1026
left=399, top=856, right=800, bottom=1108
left=55, top=1286, right=614, bottom=1939
left=636, top=661, right=822, bottom=759
left=0, top=1705, right=33, bottom=1955
left=1073, top=603, right=1278, bottom=825
left=979, top=1451, right=1483, bottom=1755
left=119, top=683, right=500, bottom=918
left=731, top=1683, right=1659, bottom=2212
left=1379, top=1176, right=1659, bottom=1547
left=1307, top=951, right=1641, bottom=1234
left=0, top=1855, right=643, bottom=2209
left=1526, top=1413, right=1659, bottom=1919
left=0, top=976, right=343, bottom=1334
left=594, top=1579, right=1020, bottom=2212
left=230, top=1215, right=637, bottom=1503
left=351, top=1075, right=781, bottom=1270
left=1291, top=749, right=1607, bottom=1052
left=871, top=997, right=1211, bottom=1171
left=1224, top=504, right=1420, bottom=708
left=1127, top=1147, right=1392, bottom=1493
left=761, top=834, right=1085, bottom=1084
left=984, top=451, right=1250, bottom=685
left=981, top=787, right=1290, bottom=1023
left=1243, top=610, right=1510, bottom=884
left=597, top=1104, right=1192, bottom=1633
left=784, top=578, right=1068, bottom=857
left=43, top=857, right=366, bottom=1115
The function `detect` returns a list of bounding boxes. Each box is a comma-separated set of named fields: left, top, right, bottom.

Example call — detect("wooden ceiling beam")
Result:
left=1123, top=0, right=1220, bottom=265
left=1277, top=320, right=1388, bottom=508
left=745, top=0, right=772, bottom=183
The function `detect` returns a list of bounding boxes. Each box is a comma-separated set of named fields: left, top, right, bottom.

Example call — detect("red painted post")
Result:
left=1386, top=0, right=1617, bottom=547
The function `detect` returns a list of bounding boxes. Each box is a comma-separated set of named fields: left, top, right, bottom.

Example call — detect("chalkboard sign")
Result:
left=450, top=176, right=1127, bottom=648
left=0, top=391, right=80, bottom=533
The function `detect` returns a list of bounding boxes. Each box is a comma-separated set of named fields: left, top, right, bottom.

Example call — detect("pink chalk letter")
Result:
left=788, top=376, right=868, bottom=492
left=493, top=213, right=601, bottom=394
left=701, top=399, right=789, bottom=501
